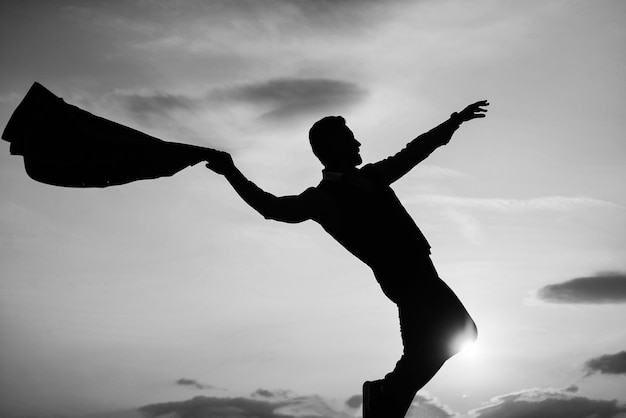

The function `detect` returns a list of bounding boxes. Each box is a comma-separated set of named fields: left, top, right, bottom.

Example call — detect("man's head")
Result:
left=309, top=116, right=362, bottom=170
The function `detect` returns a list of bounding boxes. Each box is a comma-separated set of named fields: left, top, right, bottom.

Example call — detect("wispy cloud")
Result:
left=63, top=0, right=406, bottom=68
left=470, top=387, right=626, bottom=418
left=584, top=351, right=626, bottom=376
left=212, top=78, right=367, bottom=120
left=108, top=88, right=201, bottom=122
left=443, top=207, right=482, bottom=244
left=409, top=394, right=455, bottom=418
left=414, top=165, right=473, bottom=181
left=403, top=195, right=620, bottom=245
left=78, top=0, right=404, bottom=42
left=101, top=77, right=366, bottom=127
left=537, top=272, right=626, bottom=304
left=410, top=195, right=621, bottom=212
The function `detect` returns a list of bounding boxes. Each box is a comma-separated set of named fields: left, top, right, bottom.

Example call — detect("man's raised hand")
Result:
left=455, top=100, right=489, bottom=122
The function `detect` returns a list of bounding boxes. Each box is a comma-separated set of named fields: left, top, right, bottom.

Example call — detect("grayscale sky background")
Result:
left=1, top=1, right=625, bottom=417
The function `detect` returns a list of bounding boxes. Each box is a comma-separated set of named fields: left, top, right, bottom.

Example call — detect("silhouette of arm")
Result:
left=372, top=118, right=461, bottom=184
left=206, top=151, right=315, bottom=223
left=372, top=100, right=489, bottom=184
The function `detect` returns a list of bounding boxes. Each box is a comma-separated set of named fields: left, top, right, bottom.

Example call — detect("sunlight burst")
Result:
left=458, top=338, right=479, bottom=357
left=450, top=328, right=480, bottom=360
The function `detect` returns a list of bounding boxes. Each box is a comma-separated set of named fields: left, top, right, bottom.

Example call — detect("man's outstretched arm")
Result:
left=372, top=100, right=489, bottom=184
left=205, top=151, right=315, bottom=223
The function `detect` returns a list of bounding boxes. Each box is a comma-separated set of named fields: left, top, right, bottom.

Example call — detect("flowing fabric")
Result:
left=2, top=82, right=211, bottom=187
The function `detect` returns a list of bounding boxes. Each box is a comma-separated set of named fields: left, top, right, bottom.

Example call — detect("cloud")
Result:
left=411, top=195, right=621, bottom=212
left=537, top=272, right=626, bottom=304
left=100, top=77, right=366, bottom=129
left=275, top=0, right=406, bottom=32
left=584, top=351, right=626, bottom=376
left=470, top=388, right=626, bottom=418
left=408, top=394, right=455, bottom=418
left=415, top=165, right=473, bottom=180
left=140, top=395, right=294, bottom=418
left=76, top=0, right=403, bottom=45
left=175, top=378, right=216, bottom=390
left=111, top=88, right=200, bottom=121
left=253, top=388, right=276, bottom=398
left=345, top=394, right=362, bottom=408
left=403, top=194, right=620, bottom=245
left=140, top=390, right=355, bottom=418
left=141, top=388, right=454, bottom=418
left=213, top=78, right=367, bottom=120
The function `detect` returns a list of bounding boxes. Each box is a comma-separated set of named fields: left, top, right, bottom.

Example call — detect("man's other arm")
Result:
left=372, top=100, right=489, bottom=184
left=205, top=151, right=315, bottom=223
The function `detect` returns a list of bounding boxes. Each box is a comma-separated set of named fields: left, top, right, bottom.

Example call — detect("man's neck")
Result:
left=322, top=166, right=359, bottom=181
left=322, top=170, right=343, bottom=181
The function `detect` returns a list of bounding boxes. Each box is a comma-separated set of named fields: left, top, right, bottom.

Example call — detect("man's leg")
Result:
left=375, top=313, right=449, bottom=417
left=376, top=280, right=477, bottom=417
left=363, top=315, right=450, bottom=417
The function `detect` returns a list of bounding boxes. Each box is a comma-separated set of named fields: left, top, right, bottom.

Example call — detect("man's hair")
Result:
left=309, top=116, right=346, bottom=165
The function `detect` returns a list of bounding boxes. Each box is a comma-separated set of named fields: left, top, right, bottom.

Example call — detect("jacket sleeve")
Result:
left=371, top=117, right=461, bottom=185
left=251, top=188, right=320, bottom=223
left=224, top=167, right=319, bottom=223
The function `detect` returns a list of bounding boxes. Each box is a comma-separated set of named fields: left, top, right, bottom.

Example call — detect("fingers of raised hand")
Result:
left=471, top=101, right=489, bottom=117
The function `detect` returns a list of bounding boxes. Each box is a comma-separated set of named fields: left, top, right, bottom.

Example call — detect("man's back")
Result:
left=312, top=165, right=431, bottom=269
left=307, top=164, right=433, bottom=302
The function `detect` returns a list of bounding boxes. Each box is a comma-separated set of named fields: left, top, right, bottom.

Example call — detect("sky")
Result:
left=1, top=0, right=625, bottom=417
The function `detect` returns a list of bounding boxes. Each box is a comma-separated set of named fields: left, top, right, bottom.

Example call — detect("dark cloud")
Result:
left=175, top=378, right=215, bottom=390
left=106, top=77, right=366, bottom=126
left=472, top=389, right=626, bottom=418
left=345, top=394, right=362, bottom=408
left=140, top=391, right=345, bottom=418
left=114, top=90, right=199, bottom=121
left=250, top=388, right=296, bottom=400
left=537, top=272, right=626, bottom=304
left=140, top=395, right=294, bottom=418
left=564, top=384, right=579, bottom=393
left=214, top=78, right=367, bottom=120
left=584, top=351, right=626, bottom=376
left=253, top=388, right=278, bottom=398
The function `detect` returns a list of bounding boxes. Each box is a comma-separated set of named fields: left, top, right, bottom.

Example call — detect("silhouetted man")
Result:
left=205, top=100, right=488, bottom=417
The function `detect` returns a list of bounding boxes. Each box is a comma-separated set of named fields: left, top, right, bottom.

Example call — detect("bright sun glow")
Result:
left=458, top=338, right=479, bottom=357
left=450, top=333, right=481, bottom=361
left=449, top=320, right=480, bottom=361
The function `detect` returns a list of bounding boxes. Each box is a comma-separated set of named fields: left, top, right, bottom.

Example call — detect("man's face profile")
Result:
left=309, top=116, right=362, bottom=170
left=329, top=125, right=362, bottom=169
